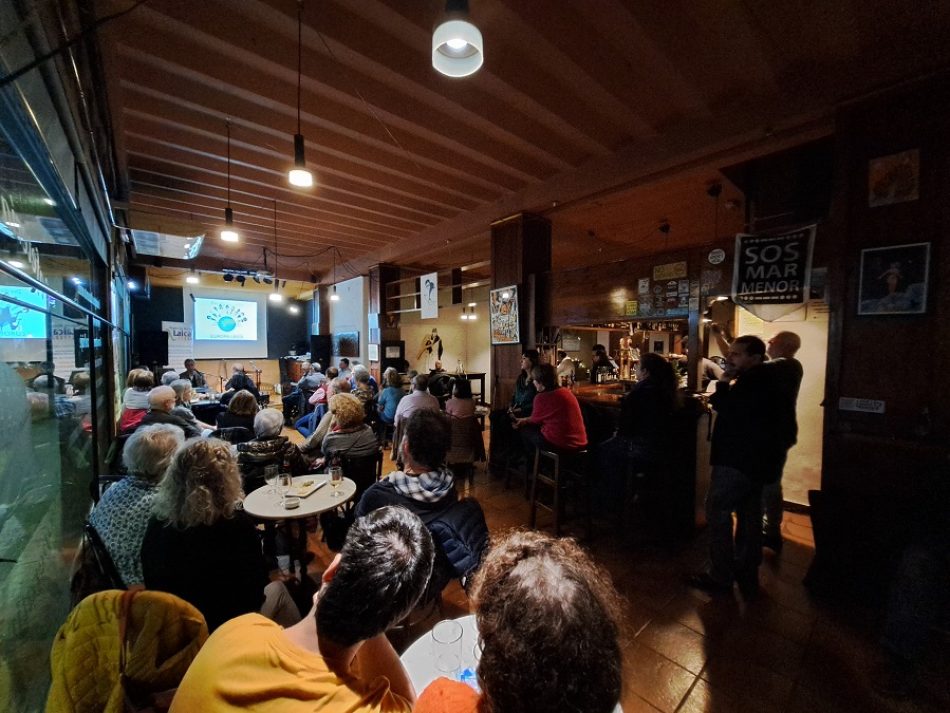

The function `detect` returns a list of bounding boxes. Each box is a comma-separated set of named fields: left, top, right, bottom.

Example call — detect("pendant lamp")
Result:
left=432, top=0, right=483, bottom=78
left=288, top=1, right=314, bottom=187
left=220, top=120, right=239, bottom=243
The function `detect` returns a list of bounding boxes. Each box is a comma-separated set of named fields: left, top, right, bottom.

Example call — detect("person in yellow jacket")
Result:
left=46, top=589, right=207, bottom=713
left=170, top=506, right=434, bottom=712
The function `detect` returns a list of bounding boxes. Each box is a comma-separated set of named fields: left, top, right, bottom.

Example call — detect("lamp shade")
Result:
left=432, top=19, right=483, bottom=77
left=288, top=133, right=314, bottom=187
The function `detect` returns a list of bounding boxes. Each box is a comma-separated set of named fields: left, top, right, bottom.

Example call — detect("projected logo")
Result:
left=206, top=303, right=249, bottom=332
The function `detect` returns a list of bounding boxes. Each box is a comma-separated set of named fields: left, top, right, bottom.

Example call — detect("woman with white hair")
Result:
left=169, top=378, right=215, bottom=432
left=89, top=424, right=184, bottom=586
left=142, top=438, right=301, bottom=630
left=348, top=363, right=378, bottom=394
left=236, top=408, right=309, bottom=493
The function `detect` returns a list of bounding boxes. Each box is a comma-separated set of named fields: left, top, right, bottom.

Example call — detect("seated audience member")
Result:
left=237, top=408, right=310, bottom=492
left=415, top=530, right=625, bottom=713
left=445, top=379, right=476, bottom=419
left=161, top=369, right=180, bottom=387
left=179, top=358, right=207, bottom=389
left=352, top=369, right=376, bottom=411
left=29, top=361, right=66, bottom=394
left=337, top=357, right=352, bottom=381
left=321, top=393, right=379, bottom=464
left=376, top=368, right=405, bottom=427
left=119, top=368, right=154, bottom=432
left=294, top=366, right=349, bottom=438
left=349, top=363, right=378, bottom=394
left=68, top=371, right=92, bottom=416
left=221, top=363, right=259, bottom=404
left=301, top=377, right=352, bottom=454
left=598, top=352, right=680, bottom=472
left=138, top=386, right=202, bottom=439
left=170, top=379, right=215, bottom=432
left=215, top=389, right=259, bottom=432
left=488, top=350, right=538, bottom=468
left=393, top=373, right=440, bottom=427
left=356, top=409, right=456, bottom=519
left=142, top=438, right=301, bottom=631
left=170, top=506, right=434, bottom=712
left=89, top=424, right=184, bottom=587
left=282, top=360, right=325, bottom=422
left=512, top=363, right=587, bottom=454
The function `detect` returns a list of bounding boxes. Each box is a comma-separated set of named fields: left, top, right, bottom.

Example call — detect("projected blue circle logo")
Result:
left=218, top=316, right=237, bottom=332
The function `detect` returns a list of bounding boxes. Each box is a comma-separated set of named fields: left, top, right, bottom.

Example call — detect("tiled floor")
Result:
left=285, top=428, right=949, bottom=713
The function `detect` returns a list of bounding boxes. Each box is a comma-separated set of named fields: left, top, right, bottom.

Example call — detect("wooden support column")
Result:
left=490, top=213, right=551, bottom=408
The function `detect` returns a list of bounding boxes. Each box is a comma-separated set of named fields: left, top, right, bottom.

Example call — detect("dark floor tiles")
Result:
left=636, top=615, right=709, bottom=675
left=699, top=656, right=797, bottom=712
left=677, top=677, right=783, bottom=713
left=621, top=691, right=664, bottom=713
left=625, top=642, right=696, bottom=713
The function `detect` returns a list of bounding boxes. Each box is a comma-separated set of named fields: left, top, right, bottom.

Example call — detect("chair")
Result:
left=210, top=426, right=254, bottom=444
left=529, top=448, right=592, bottom=538
left=70, top=522, right=126, bottom=607
left=340, top=448, right=384, bottom=504
left=446, top=415, right=485, bottom=488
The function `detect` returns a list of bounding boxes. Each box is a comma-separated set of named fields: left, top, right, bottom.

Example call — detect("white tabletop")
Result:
left=401, top=614, right=622, bottom=712
left=401, top=614, right=479, bottom=694
left=242, top=475, right=356, bottom=520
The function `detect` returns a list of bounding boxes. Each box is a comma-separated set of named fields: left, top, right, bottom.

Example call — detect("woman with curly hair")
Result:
left=415, top=530, right=626, bottom=713
left=321, top=392, right=378, bottom=462
left=141, top=438, right=300, bottom=630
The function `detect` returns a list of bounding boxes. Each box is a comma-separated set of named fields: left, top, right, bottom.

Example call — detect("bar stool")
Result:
left=529, top=447, right=591, bottom=538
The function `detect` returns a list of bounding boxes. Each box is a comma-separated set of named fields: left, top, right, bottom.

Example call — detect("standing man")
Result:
left=337, top=358, right=352, bottom=381
left=170, top=506, right=434, bottom=712
left=179, top=359, right=207, bottom=389
left=689, top=335, right=784, bottom=596
left=761, top=331, right=803, bottom=552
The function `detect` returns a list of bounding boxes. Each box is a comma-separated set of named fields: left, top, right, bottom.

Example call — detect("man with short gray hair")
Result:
left=137, top=386, right=202, bottom=438
left=393, top=374, right=440, bottom=427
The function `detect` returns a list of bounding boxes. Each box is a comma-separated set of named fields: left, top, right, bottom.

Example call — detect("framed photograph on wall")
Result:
left=489, top=285, right=520, bottom=345
left=368, top=343, right=379, bottom=362
left=858, top=242, right=929, bottom=315
left=332, top=331, right=360, bottom=357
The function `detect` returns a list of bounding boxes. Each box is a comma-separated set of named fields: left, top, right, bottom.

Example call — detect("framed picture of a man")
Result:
left=857, top=243, right=929, bottom=315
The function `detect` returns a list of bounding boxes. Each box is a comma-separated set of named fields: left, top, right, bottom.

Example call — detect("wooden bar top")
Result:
left=572, top=383, right=627, bottom=408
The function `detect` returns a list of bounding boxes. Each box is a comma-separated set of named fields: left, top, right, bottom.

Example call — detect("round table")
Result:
left=242, top=475, right=356, bottom=575
left=400, top=614, right=479, bottom=694
left=242, top=475, right=356, bottom=520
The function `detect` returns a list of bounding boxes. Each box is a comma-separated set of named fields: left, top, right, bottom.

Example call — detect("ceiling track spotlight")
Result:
left=288, top=1, right=314, bottom=188
left=221, top=119, right=240, bottom=243
left=432, top=0, right=483, bottom=78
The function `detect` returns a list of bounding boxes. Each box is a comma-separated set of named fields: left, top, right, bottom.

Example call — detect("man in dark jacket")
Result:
left=689, top=335, right=783, bottom=596
left=355, top=409, right=457, bottom=519
left=137, top=386, right=202, bottom=439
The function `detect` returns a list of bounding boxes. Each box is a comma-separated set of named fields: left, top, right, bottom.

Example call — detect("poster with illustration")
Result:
left=489, top=285, right=519, bottom=345
left=420, top=271, right=438, bottom=319
left=858, top=243, right=929, bottom=315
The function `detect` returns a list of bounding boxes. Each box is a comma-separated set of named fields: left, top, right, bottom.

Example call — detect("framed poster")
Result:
left=858, top=242, right=929, bottom=315
left=420, top=272, right=438, bottom=319
left=489, top=285, right=520, bottom=345
left=368, top=343, right=379, bottom=362
left=868, top=149, right=919, bottom=207
left=332, top=331, right=360, bottom=357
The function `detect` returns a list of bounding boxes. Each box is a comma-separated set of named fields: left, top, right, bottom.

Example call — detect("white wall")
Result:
left=399, top=301, right=491, bottom=394
left=328, top=276, right=369, bottom=365
left=736, top=302, right=829, bottom=505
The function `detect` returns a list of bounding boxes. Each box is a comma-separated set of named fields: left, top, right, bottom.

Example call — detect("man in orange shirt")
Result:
left=171, top=506, right=435, bottom=712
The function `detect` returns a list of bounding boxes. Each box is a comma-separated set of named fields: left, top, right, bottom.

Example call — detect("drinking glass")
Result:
left=431, top=619, right=463, bottom=679
left=328, top=465, right=344, bottom=497
left=264, top=464, right=279, bottom=498
left=278, top=472, right=294, bottom=505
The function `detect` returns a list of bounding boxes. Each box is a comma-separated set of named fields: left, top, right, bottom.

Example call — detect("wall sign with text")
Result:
left=732, top=226, right=815, bottom=320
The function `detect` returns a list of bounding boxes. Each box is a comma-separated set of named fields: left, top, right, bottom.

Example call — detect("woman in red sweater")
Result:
left=513, top=363, right=587, bottom=453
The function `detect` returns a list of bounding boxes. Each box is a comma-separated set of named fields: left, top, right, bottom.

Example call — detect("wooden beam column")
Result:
left=490, top=213, right=551, bottom=408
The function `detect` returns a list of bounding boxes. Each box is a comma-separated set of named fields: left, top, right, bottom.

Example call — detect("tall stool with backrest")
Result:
left=529, top=447, right=592, bottom=538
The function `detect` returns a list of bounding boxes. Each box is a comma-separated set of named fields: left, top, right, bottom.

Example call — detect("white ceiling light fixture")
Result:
left=432, top=0, right=483, bottom=78
left=7, top=259, right=24, bottom=268
left=220, top=120, right=240, bottom=243
left=288, top=1, right=315, bottom=188
left=186, top=273, right=200, bottom=285
left=288, top=304, right=300, bottom=314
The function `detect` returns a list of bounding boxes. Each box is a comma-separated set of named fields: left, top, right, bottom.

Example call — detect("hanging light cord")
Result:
left=296, top=0, right=303, bottom=134
left=226, top=119, right=232, bottom=207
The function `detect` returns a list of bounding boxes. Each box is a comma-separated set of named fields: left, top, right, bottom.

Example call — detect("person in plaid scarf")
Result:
left=355, top=409, right=457, bottom=519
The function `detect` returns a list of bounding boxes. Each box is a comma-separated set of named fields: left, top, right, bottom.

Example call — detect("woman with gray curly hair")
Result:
left=141, top=438, right=300, bottom=630
left=89, top=424, right=183, bottom=587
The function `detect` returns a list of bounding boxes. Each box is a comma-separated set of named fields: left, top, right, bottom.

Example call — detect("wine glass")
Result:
left=278, top=472, right=293, bottom=505
left=264, top=464, right=279, bottom=499
left=328, top=464, right=344, bottom=497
